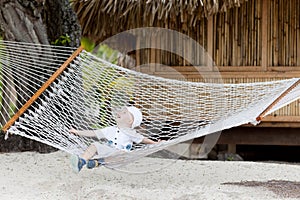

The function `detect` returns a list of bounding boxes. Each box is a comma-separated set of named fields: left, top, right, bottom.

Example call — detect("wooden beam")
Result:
left=261, top=115, right=300, bottom=122
left=268, top=66, right=300, bottom=71
left=151, top=71, right=300, bottom=79
left=250, top=122, right=300, bottom=128
left=2, top=46, right=84, bottom=132
left=155, top=66, right=300, bottom=72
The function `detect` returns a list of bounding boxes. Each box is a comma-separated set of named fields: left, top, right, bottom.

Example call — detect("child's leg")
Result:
left=85, top=143, right=116, bottom=169
left=70, top=144, right=97, bottom=172
left=81, top=144, right=97, bottom=161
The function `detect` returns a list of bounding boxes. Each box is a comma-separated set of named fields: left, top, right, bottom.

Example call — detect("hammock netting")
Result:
left=1, top=40, right=300, bottom=169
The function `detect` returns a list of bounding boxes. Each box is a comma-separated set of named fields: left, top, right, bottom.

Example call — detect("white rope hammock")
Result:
left=1, top=40, right=300, bottom=168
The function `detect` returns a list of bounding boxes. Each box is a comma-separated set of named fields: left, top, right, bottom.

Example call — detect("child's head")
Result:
left=127, top=106, right=143, bottom=128
left=114, top=106, right=143, bottom=128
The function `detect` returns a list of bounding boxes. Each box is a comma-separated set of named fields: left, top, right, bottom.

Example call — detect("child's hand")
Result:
left=69, top=128, right=78, bottom=135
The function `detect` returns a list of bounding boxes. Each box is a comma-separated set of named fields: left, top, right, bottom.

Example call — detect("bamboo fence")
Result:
left=136, top=0, right=299, bottom=68
left=269, top=0, right=300, bottom=66
left=134, top=0, right=300, bottom=119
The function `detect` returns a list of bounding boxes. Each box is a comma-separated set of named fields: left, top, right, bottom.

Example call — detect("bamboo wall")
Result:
left=213, top=0, right=261, bottom=66
left=269, top=0, right=300, bottom=66
left=133, top=0, right=300, bottom=126
left=137, top=0, right=300, bottom=68
left=136, top=19, right=207, bottom=70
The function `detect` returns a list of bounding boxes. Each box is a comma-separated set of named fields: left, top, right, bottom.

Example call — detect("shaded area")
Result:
left=223, top=180, right=300, bottom=199
left=0, top=133, right=57, bottom=153
left=237, top=145, right=300, bottom=162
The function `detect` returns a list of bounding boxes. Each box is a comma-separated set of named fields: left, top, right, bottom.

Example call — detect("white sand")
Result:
left=0, top=151, right=300, bottom=200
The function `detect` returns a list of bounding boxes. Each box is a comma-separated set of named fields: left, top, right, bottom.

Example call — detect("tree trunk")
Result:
left=43, top=0, right=81, bottom=47
left=0, top=0, right=81, bottom=152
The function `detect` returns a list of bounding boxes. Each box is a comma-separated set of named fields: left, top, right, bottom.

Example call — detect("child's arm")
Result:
left=69, top=128, right=98, bottom=137
left=142, top=137, right=164, bottom=144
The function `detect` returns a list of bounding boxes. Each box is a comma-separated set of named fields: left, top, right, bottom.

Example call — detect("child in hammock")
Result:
left=70, top=106, right=160, bottom=172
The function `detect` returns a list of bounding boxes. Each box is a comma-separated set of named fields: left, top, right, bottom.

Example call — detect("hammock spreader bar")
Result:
left=256, top=79, right=300, bottom=121
left=1, top=46, right=84, bottom=132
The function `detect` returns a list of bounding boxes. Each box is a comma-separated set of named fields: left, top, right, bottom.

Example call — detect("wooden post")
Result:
left=228, top=144, right=237, bottom=154
left=150, top=33, right=156, bottom=73
left=2, top=46, right=84, bottom=132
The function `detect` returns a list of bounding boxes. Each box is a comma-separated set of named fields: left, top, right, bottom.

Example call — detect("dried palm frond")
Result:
left=71, top=0, right=248, bottom=43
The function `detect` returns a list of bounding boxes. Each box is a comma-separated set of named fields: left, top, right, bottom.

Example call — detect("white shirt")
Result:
left=94, top=126, right=144, bottom=151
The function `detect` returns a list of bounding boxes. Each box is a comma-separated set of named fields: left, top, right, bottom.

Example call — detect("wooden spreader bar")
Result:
left=256, top=79, right=300, bottom=121
left=2, top=46, right=84, bottom=132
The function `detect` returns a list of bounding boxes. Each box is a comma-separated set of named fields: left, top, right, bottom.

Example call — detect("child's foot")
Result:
left=86, top=158, right=105, bottom=169
left=70, top=155, right=86, bottom=172
left=86, top=160, right=98, bottom=169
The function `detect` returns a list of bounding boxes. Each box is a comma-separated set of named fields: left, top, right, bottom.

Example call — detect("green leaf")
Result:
left=81, top=37, right=95, bottom=52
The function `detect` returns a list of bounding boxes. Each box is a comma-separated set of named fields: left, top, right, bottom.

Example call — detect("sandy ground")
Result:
left=0, top=151, right=300, bottom=200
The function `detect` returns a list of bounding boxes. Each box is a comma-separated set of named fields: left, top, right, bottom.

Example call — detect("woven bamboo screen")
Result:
left=268, top=0, right=300, bottom=66
left=212, top=0, right=261, bottom=66
left=137, top=20, right=207, bottom=69
left=137, top=0, right=299, bottom=68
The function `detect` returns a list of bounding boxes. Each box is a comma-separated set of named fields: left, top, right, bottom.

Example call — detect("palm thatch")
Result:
left=72, top=0, right=248, bottom=43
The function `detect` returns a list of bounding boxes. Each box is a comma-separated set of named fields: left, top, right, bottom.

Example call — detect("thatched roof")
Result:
left=72, top=0, right=248, bottom=43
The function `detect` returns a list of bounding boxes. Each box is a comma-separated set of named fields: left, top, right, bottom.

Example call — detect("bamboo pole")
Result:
left=297, top=0, right=300, bottom=66
left=170, top=27, right=174, bottom=66
left=243, top=4, right=246, bottom=66
left=237, top=8, right=241, bottom=66
left=250, top=0, right=254, bottom=66
left=281, top=0, right=283, bottom=66
left=269, top=0, right=273, bottom=67
left=183, top=28, right=186, bottom=66
left=284, top=0, right=288, bottom=66
left=261, top=0, right=268, bottom=70
left=150, top=33, right=156, bottom=73
left=232, top=9, right=237, bottom=66
left=244, top=3, right=248, bottom=66
left=157, top=29, right=161, bottom=67
left=254, top=0, right=258, bottom=66
left=257, top=1, right=261, bottom=66
left=281, top=0, right=285, bottom=65
left=136, top=36, right=141, bottom=72
left=215, top=16, right=219, bottom=65
left=276, top=0, right=280, bottom=66
left=289, top=0, right=293, bottom=66
left=224, top=13, right=228, bottom=66
left=200, top=22, right=203, bottom=66
left=277, top=0, right=281, bottom=65
left=220, top=13, right=224, bottom=65
left=2, top=46, right=84, bottom=132
left=293, top=0, right=296, bottom=66
left=207, top=16, right=213, bottom=67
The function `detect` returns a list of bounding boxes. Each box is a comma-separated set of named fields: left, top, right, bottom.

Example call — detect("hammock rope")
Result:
left=2, top=46, right=84, bottom=132
left=1, top=40, right=300, bottom=168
